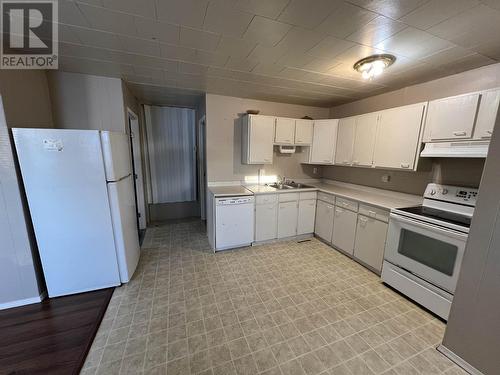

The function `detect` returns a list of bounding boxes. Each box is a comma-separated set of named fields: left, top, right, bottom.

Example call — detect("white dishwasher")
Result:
left=215, top=195, right=255, bottom=251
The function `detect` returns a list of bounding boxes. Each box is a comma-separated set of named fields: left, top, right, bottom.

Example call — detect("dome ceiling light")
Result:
left=353, top=54, right=396, bottom=80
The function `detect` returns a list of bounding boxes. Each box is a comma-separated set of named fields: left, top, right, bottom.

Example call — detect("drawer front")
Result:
left=299, top=191, right=317, bottom=200
left=317, top=192, right=335, bottom=204
left=279, top=193, right=299, bottom=202
left=335, top=197, right=358, bottom=212
left=256, top=194, right=277, bottom=205
left=358, top=204, right=389, bottom=222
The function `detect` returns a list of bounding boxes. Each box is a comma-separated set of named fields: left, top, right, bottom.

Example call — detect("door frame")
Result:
left=198, top=115, right=207, bottom=220
left=127, top=108, right=147, bottom=230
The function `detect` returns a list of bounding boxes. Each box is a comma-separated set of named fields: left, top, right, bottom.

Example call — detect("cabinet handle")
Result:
left=352, top=160, right=359, bottom=165
left=487, top=130, right=493, bottom=135
left=453, top=131, right=467, bottom=136
left=335, top=208, right=343, bottom=214
left=343, top=160, right=349, bottom=164
left=359, top=217, right=368, bottom=226
left=368, top=210, right=376, bottom=217
left=323, top=159, right=331, bottom=162
left=400, top=163, right=410, bottom=169
left=263, top=158, right=270, bottom=162
left=284, top=139, right=291, bottom=142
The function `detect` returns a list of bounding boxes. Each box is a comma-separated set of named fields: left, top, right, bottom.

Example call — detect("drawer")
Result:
left=359, top=204, right=389, bottom=222
left=279, top=192, right=299, bottom=202
left=299, top=191, right=317, bottom=200
left=336, top=197, right=358, bottom=212
left=256, top=194, right=277, bottom=205
left=317, top=192, right=335, bottom=204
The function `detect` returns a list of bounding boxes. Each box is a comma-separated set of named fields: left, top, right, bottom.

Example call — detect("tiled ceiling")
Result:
left=56, top=0, right=500, bottom=107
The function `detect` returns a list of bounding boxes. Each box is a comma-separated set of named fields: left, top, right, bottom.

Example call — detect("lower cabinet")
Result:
left=353, top=215, right=388, bottom=273
left=331, top=207, right=357, bottom=255
left=278, top=201, right=298, bottom=238
left=255, top=203, right=277, bottom=241
left=314, top=199, right=334, bottom=242
left=297, top=199, right=316, bottom=235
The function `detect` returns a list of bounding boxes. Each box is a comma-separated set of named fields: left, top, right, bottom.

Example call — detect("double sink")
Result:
left=266, top=182, right=315, bottom=190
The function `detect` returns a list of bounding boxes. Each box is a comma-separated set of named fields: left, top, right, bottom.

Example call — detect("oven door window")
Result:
left=398, top=229, right=458, bottom=276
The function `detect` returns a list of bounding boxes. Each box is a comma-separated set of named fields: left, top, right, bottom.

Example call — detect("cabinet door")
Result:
left=373, top=104, right=425, bottom=170
left=277, top=201, right=298, bottom=238
left=354, top=215, right=388, bottom=273
left=352, top=113, right=378, bottom=167
left=331, top=207, right=357, bottom=255
left=474, top=89, right=500, bottom=139
left=310, top=120, right=338, bottom=164
left=297, top=199, right=316, bottom=235
left=314, top=200, right=334, bottom=242
left=335, top=117, right=356, bottom=165
left=425, top=93, right=479, bottom=141
left=295, top=120, right=314, bottom=145
left=255, top=203, right=277, bottom=241
left=275, top=117, right=295, bottom=144
left=249, top=115, right=275, bottom=164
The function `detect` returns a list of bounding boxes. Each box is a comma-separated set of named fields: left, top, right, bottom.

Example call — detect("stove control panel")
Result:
left=424, top=183, right=478, bottom=206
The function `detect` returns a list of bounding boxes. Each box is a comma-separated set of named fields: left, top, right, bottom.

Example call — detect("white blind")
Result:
left=147, top=106, right=196, bottom=203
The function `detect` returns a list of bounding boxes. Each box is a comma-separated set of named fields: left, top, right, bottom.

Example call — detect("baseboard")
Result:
left=437, top=344, right=483, bottom=375
left=252, top=233, right=313, bottom=246
left=0, top=295, right=43, bottom=310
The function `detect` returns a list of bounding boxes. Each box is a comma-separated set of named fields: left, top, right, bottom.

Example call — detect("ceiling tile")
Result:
left=278, top=0, right=343, bottom=29
left=243, top=16, right=292, bottom=47
left=316, top=3, right=377, bottom=38
left=399, top=0, right=479, bottom=30
left=302, top=57, right=340, bottom=73
left=203, top=2, right=253, bottom=37
left=481, top=0, right=500, bottom=11
left=73, top=27, right=124, bottom=50
left=234, top=0, right=289, bottom=18
left=225, top=56, right=259, bottom=72
left=421, top=45, right=477, bottom=66
left=126, top=55, right=178, bottom=72
left=346, top=15, right=406, bottom=46
left=59, top=24, right=82, bottom=44
left=59, top=42, right=118, bottom=61
left=474, top=39, right=500, bottom=60
left=187, top=50, right=229, bottom=67
left=59, top=0, right=90, bottom=27
left=132, top=66, right=165, bottom=81
left=247, top=45, right=286, bottom=63
left=347, top=0, right=430, bottom=19
left=77, top=3, right=137, bottom=35
left=180, top=27, right=221, bottom=52
left=251, top=63, right=286, bottom=76
left=427, top=5, right=500, bottom=48
left=215, top=36, right=257, bottom=58
left=274, top=26, right=325, bottom=52
left=160, top=43, right=197, bottom=61
left=179, top=62, right=209, bottom=74
left=101, top=0, right=156, bottom=18
left=134, top=18, right=180, bottom=44
left=436, top=53, right=496, bottom=74
left=119, top=35, right=161, bottom=56
left=307, top=36, right=355, bottom=59
left=276, top=50, right=316, bottom=68
left=156, top=0, right=209, bottom=28
left=375, top=27, right=454, bottom=59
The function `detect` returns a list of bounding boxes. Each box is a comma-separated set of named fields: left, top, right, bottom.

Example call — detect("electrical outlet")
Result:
left=313, top=167, right=318, bottom=174
left=381, top=174, right=391, bottom=183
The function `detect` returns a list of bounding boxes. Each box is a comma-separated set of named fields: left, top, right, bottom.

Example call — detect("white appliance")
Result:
left=215, top=196, right=254, bottom=251
left=420, top=141, right=489, bottom=158
left=12, top=128, right=140, bottom=297
left=382, top=183, right=478, bottom=320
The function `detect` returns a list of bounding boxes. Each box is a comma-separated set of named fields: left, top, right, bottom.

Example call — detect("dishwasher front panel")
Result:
left=215, top=196, right=255, bottom=251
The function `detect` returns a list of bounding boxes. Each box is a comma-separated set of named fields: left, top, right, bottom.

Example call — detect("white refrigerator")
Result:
left=12, top=128, right=140, bottom=297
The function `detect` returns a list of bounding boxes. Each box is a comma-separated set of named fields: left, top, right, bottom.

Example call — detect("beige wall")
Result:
left=441, top=108, right=500, bottom=374
left=206, top=93, right=329, bottom=183
left=324, top=63, right=500, bottom=194
left=47, top=71, right=126, bottom=132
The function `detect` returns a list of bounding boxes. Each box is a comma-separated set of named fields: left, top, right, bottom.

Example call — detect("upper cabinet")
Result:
left=295, top=120, right=314, bottom=145
left=474, top=88, right=500, bottom=140
left=373, top=103, right=426, bottom=170
left=306, top=119, right=338, bottom=164
left=352, top=112, right=379, bottom=167
left=242, top=115, right=274, bottom=164
left=424, top=93, right=480, bottom=141
left=274, top=117, right=295, bottom=144
left=334, top=117, right=356, bottom=166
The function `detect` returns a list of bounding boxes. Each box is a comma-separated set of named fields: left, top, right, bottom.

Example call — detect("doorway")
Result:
left=127, top=108, right=147, bottom=232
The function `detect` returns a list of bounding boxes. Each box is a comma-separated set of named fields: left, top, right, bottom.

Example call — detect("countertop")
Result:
left=208, top=185, right=252, bottom=197
left=210, top=181, right=422, bottom=210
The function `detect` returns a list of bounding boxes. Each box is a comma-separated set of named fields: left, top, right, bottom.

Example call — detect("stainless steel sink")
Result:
left=267, top=182, right=314, bottom=189
left=267, top=183, right=293, bottom=189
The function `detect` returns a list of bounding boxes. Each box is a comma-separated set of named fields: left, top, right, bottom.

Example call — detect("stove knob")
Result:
left=430, top=189, right=436, bottom=195
left=442, top=189, right=448, bottom=195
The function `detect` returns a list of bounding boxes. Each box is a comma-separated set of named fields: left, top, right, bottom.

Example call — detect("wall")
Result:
left=206, top=94, right=329, bottom=183
left=325, top=63, right=500, bottom=194
left=0, top=70, right=53, bottom=309
left=47, top=71, right=126, bottom=131
left=440, top=105, right=500, bottom=374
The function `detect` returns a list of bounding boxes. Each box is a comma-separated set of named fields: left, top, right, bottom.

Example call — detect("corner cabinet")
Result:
left=242, top=114, right=275, bottom=164
left=304, top=119, right=338, bottom=164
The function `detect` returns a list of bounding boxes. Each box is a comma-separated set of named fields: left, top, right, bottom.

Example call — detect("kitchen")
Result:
left=1, top=1, right=500, bottom=374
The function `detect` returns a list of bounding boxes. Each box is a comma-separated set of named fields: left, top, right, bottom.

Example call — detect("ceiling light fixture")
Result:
left=353, top=54, right=396, bottom=80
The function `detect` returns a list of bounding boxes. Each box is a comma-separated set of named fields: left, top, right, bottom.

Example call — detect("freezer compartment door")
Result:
left=12, top=128, right=121, bottom=297
left=108, top=176, right=140, bottom=282
left=101, top=131, right=132, bottom=181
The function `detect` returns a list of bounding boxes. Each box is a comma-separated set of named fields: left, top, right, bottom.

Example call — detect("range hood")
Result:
left=420, top=141, right=489, bottom=158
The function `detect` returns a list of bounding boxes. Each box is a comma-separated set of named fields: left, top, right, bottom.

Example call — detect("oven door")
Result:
left=385, top=212, right=467, bottom=294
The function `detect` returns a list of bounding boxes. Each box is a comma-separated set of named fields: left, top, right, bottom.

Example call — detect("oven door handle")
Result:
left=390, top=212, right=468, bottom=240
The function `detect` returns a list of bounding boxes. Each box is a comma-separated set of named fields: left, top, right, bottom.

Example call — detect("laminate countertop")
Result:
left=208, top=185, right=253, bottom=197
